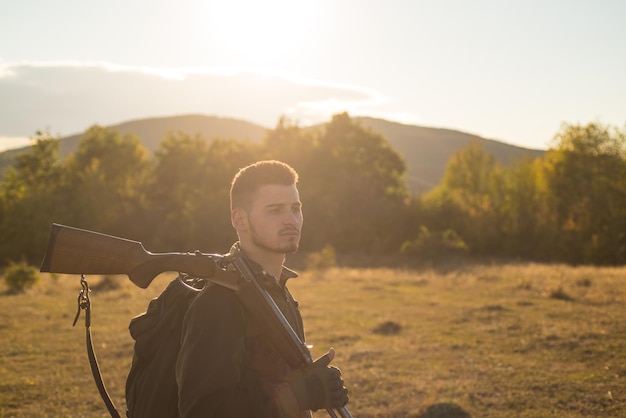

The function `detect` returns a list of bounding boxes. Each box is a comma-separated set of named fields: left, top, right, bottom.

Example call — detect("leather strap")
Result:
left=74, top=275, right=122, bottom=418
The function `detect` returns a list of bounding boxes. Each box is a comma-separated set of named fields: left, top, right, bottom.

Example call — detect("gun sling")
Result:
left=73, top=275, right=122, bottom=418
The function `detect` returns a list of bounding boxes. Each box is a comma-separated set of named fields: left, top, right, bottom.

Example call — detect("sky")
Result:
left=1, top=0, right=625, bottom=151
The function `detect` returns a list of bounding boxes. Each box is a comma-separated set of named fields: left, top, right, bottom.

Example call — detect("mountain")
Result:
left=0, top=114, right=268, bottom=183
left=0, top=114, right=544, bottom=193
left=354, top=117, right=545, bottom=192
left=56, top=114, right=268, bottom=158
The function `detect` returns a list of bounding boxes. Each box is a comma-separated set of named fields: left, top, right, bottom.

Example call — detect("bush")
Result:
left=3, top=260, right=40, bottom=292
left=305, top=245, right=337, bottom=271
left=401, top=226, right=468, bottom=259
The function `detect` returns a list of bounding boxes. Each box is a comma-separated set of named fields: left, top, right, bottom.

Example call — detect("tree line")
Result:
left=1, top=112, right=625, bottom=267
left=419, top=122, right=626, bottom=264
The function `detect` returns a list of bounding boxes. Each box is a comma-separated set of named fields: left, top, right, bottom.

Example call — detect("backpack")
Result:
left=125, top=274, right=208, bottom=418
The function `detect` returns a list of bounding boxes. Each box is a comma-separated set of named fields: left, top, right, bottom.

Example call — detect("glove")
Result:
left=289, top=350, right=349, bottom=411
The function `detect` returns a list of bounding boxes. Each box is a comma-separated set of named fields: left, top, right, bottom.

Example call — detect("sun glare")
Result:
left=205, top=0, right=316, bottom=67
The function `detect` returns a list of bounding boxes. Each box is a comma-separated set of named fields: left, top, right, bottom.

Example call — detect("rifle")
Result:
left=40, top=223, right=352, bottom=418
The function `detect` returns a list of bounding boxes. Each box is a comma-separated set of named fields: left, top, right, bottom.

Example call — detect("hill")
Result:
left=355, top=117, right=545, bottom=192
left=56, top=114, right=268, bottom=158
left=0, top=114, right=544, bottom=193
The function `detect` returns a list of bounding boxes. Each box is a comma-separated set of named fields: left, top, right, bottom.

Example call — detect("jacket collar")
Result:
left=228, top=242, right=298, bottom=288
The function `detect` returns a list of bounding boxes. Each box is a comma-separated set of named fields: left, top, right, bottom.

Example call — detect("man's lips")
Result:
left=279, top=229, right=300, bottom=237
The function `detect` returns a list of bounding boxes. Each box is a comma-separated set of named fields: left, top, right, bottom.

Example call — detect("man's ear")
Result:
left=231, top=208, right=247, bottom=231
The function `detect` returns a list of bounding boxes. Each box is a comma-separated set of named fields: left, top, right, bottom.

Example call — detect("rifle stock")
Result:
left=40, top=224, right=219, bottom=289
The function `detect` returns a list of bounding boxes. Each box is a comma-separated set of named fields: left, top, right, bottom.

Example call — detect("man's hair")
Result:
left=230, top=160, right=299, bottom=210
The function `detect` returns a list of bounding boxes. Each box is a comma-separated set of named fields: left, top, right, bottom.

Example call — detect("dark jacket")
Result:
left=175, top=247, right=305, bottom=418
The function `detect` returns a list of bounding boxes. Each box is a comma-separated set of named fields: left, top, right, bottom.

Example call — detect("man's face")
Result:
left=245, top=184, right=303, bottom=254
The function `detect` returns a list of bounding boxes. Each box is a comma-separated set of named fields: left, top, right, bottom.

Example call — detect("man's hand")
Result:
left=289, top=348, right=350, bottom=411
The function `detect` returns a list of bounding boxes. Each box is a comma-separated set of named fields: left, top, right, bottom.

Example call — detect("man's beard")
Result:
left=249, top=222, right=300, bottom=254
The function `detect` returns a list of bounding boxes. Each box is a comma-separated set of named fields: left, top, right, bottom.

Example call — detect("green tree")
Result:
left=498, top=156, right=549, bottom=258
left=142, top=133, right=212, bottom=250
left=544, top=122, right=626, bottom=263
left=261, top=116, right=316, bottom=165
left=300, top=113, right=410, bottom=252
left=198, top=137, right=263, bottom=250
left=60, top=125, right=149, bottom=237
left=143, top=132, right=262, bottom=252
left=423, top=141, right=503, bottom=255
left=0, top=133, right=63, bottom=264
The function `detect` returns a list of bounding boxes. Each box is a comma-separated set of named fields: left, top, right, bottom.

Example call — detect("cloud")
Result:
left=0, top=61, right=390, bottom=138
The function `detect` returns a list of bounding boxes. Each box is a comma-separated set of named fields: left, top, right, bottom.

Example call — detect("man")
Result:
left=175, top=160, right=349, bottom=417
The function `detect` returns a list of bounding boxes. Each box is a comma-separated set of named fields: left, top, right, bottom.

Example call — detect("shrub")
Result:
left=3, top=260, right=40, bottom=292
left=401, top=226, right=468, bottom=258
left=305, top=245, right=337, bottom=271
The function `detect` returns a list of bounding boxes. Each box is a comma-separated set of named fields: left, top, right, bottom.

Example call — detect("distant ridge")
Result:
left=0, top=114, right=544, bottom=193
left=55, top=114, right=268, bottom=158
left=354, top=117, right=544, bottom=192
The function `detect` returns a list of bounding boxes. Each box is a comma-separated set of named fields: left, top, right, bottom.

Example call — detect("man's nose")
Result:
left=283, top=212, right=300, bottom=225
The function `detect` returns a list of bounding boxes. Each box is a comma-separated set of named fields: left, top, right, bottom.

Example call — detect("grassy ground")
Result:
left=2, top=260, right=626, bottom=417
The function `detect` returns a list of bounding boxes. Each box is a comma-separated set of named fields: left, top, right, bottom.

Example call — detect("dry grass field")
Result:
left=2, top=259, right=626, bottom=417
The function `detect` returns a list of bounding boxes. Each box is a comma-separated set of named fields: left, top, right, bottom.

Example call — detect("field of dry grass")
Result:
left=2, top=259, right=626, bottom=417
